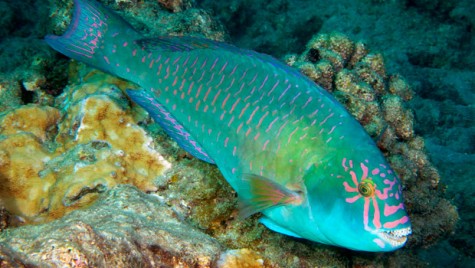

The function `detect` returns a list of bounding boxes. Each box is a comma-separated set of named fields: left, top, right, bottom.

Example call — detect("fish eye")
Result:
left=358, top=179, right=375, bottom=197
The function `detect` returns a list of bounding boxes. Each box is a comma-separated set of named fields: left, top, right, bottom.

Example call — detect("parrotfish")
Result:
left=46, top=0, right=412, bottom=251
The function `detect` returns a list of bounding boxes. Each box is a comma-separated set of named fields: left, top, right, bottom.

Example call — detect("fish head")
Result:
left=303, top=151, right=412, bottom=252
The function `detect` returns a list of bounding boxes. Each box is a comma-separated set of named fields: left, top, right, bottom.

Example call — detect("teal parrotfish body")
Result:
left=45, top=0, right=412, bottom=251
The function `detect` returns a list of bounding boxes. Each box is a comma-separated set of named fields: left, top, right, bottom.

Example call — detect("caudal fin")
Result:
left=45, top=0, right=141, bottom=73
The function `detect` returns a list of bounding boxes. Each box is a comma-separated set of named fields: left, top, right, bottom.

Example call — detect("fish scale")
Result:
left=154, top=47, right=338, bottom=184
left=46, top=0, right=412, bottom=252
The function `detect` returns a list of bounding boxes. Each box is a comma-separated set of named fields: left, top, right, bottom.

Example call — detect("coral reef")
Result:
left=0, top=185, right=222, bottom=267
left=285, top=32, right=459, bottom=249
left=158, top=0, right=194, bottom=12
left=1, top=64, right=423, bottom=266
left=0, top=68, right=171, bottom=224
left=48, top=0, right=226, bottom=42
left=0, top=0, right=229, bottom=224
left=0, top=183, right=360, bottom=268
left=217, top=248, right=265, bottom=268
left=0, top=0, right=470, bottom=266
left=0, top=74, right=22, bottom=113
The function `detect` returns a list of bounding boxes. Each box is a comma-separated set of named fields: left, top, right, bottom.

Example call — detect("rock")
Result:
left=0, top=185, right=222, bottom=267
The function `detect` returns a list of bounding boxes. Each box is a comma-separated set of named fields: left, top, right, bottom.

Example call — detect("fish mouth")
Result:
left=378, top=227, right=412, bottom=247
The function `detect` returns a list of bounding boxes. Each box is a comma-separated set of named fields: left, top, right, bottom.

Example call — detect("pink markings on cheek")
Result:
left=345, top=195, right=360, bottom=203
left=376, top=178, right=396, bottom=200
left=383, top=216, right=409, bottom=228
left=373, top=238, right=386, bottom=248
left=360, top=162, right=368, bottom=180
left=363, top=198, right=370, bottom=228
left=372, top=197, right=382, bottom=229
left=349, top=171, right=358, bottom=186
left=384, top=203, right=404, bottom=216
left=342, top=158, right=348, bottom=171
left=343, top=181, right=358, bottom=193
left=372, top=168, right=380, bottom=175
left=380, top=173, right=386, bottom=178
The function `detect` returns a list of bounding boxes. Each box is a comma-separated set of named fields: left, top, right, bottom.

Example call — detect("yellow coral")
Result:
left=0, top=105, right=60, bottom=141
left=58, top=93, right=169, bottom=191
left=0, top=128, right=56, bottom=221
left=217, top=248, right=265, bottom=268
left=0, top=69, right=171, bottom=224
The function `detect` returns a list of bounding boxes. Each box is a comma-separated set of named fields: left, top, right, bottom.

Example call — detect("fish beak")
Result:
left=377, top=226, right=412, bottom=247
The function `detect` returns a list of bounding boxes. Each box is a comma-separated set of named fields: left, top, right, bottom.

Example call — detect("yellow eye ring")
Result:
left=358, top=179, right=375, bottom=197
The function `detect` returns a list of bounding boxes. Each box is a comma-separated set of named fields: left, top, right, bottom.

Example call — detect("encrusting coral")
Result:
left=285, top=32, right=458, bottom=248
left=217, top=248, right=265, bottom=268
left=0, top=68, right=171, bottom=224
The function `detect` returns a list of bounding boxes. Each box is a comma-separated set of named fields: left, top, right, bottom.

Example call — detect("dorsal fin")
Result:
left=136, top=36, right=231, bottom=52
left=135, top=36, right=307, bottom=81
left=126, top=88, right=215, bottom=164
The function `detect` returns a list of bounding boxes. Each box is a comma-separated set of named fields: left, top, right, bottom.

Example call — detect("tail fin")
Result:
left=45, top=0, right=141, bottom=73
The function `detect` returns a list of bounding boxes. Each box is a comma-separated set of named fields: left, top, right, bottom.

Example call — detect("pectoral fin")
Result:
left=238, top=174, right=303, bottom=219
